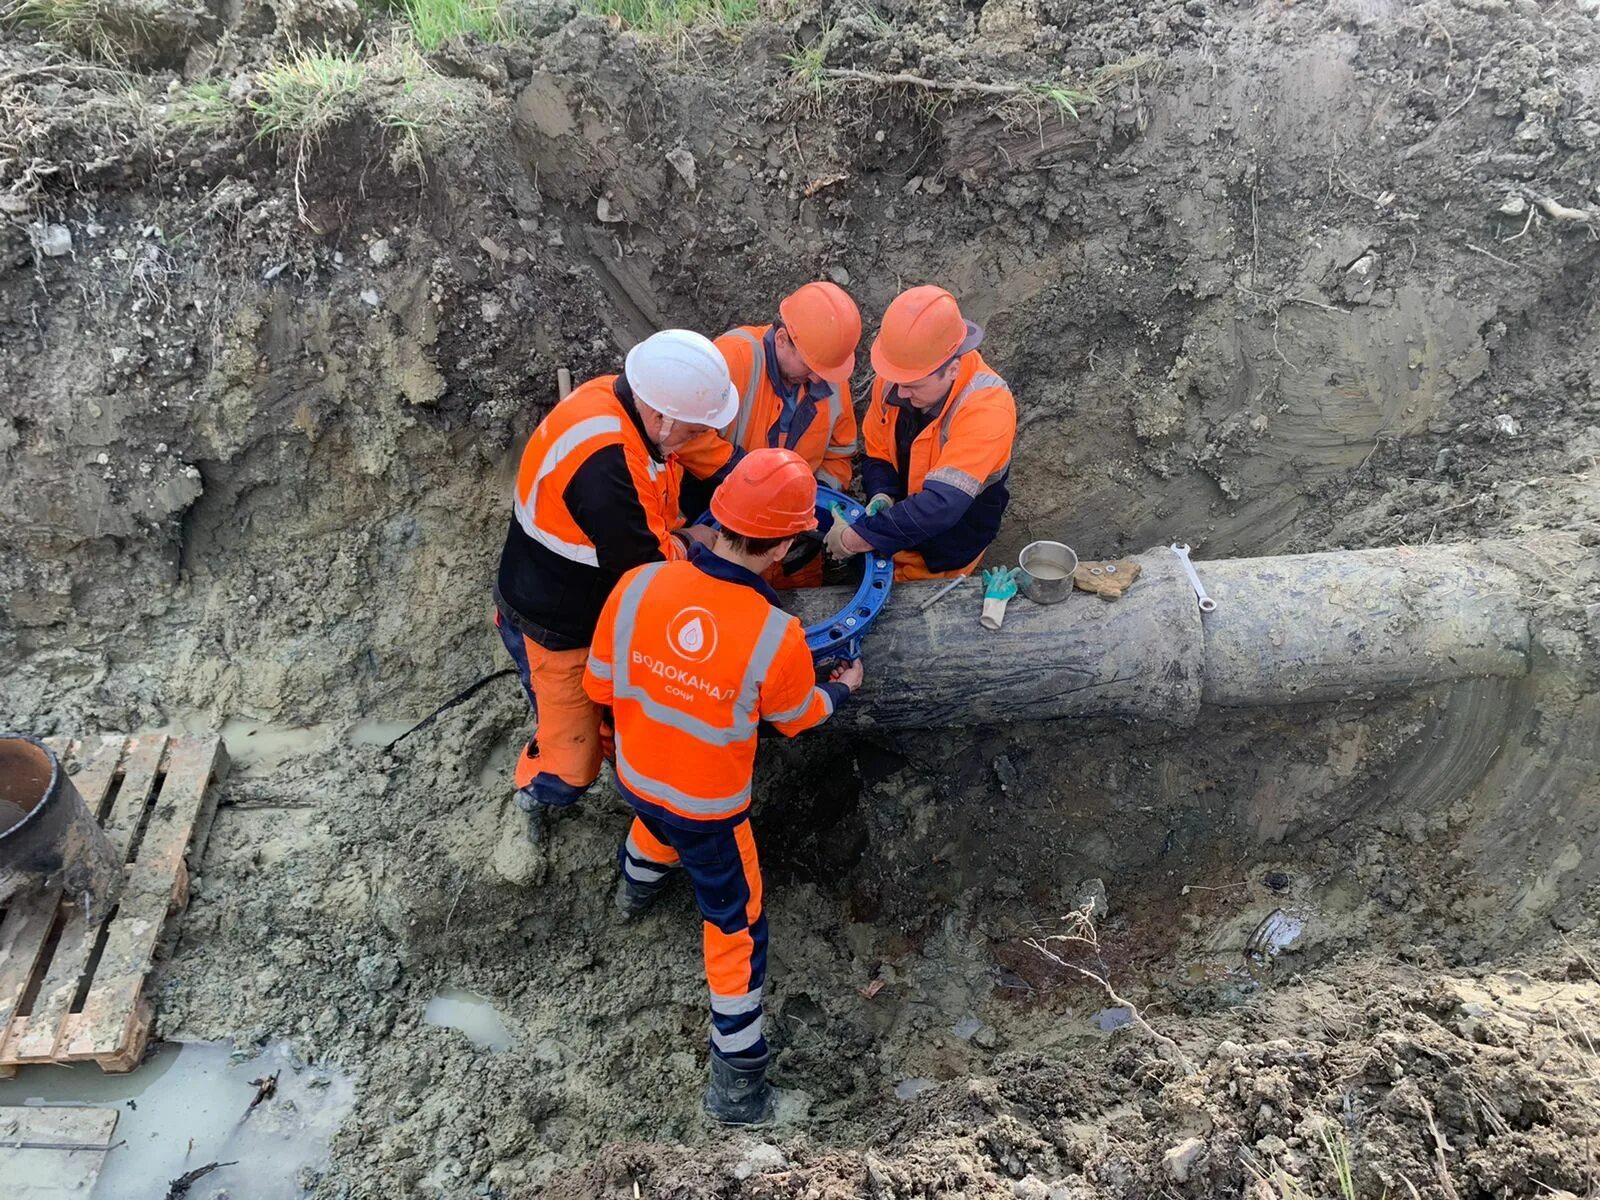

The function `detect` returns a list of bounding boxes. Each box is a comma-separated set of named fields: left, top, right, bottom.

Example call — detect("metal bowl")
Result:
left=1018, top=540, right=1078, bottom=605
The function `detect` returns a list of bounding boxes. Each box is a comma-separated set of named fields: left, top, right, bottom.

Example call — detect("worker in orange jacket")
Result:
left=584, top=448, right=864, bottom=1125
left=493, top=330, right=736, bottom=844
left=676, top=282, right=862, bottom=586
left=825, top=286, right=1017, bottom=580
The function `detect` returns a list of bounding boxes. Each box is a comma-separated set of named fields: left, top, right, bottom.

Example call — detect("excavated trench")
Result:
left=3, top=0, right=1600, bottom=1195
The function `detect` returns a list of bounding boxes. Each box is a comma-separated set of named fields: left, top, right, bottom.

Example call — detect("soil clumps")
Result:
left=2, top=0, right=1598, bottom=1194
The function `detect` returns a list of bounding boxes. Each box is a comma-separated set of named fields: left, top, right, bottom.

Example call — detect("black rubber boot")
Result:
left=614, top=877, right=660, bottom=920
left=514, top=788, right=548, bottom=846
left=703, top=1054, right=775, bottom=1126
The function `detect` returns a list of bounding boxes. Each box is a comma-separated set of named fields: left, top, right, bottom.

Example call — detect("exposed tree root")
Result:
left=1025, top=907, right=1199, bottom=1078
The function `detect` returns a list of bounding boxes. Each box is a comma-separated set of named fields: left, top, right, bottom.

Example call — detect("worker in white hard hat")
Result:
left=493, top=330, right=739, bottom=844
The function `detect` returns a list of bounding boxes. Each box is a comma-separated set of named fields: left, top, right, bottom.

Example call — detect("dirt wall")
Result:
left=3, top=0, right=1599, bottom=1195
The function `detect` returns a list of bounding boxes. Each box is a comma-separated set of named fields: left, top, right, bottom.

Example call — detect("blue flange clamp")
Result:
left=694, top=483, right=893, bottom=662
left=806, top=484, right=894, bottom=662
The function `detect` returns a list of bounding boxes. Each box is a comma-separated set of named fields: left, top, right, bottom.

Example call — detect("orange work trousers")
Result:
left=763, top=554, right=824, bottom=590
left=493, top=609, right=603, bottom=807
left=892, top=550, right=984, bottom=582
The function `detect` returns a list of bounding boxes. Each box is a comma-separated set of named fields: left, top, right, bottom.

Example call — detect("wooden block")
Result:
left=96, top=1000, right=151, bottom=1074
left=44, top=735, right=126, bottom=819
left=0, top=895, right=59, bottom=1054
left=183, top=740, right=230, bottom=875
left=167, top=860, right=189, bottom=915
left=0, top=1104, right=120, bottom=1200
left=101, top=735, right=169, bottom=859
left=7, top=737, right=133, bottom=1063
left=66, top=738, right=221, bottom=1061
left=5, top=908, right=87, bottom=1065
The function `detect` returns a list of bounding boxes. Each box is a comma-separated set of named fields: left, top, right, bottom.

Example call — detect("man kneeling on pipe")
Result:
left=583, top=448, right=865, bottom=1125
left=493, top=330, right=736, bottom=845
left=826, top=285, right=1017, bottom=581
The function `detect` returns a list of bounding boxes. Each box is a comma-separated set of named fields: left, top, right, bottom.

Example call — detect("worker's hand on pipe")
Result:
left=830, top=658, right=864, bottom=692
left=865, top=494, right=894, bottom=516
left=982, top=566, right=1021, bottom=601
left=681, top=523, right=717, bottom=548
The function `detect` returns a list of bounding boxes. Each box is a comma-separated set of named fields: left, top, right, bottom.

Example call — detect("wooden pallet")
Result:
left=0, top=734, right=228, bottom=1078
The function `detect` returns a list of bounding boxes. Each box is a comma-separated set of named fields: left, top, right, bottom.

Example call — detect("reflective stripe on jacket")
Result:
left=583, top=556, right=838, bottom=825
left=495, top=375, right=685, bottom=650
left=859, top=350, right=1016, bottom=574
left=513, top=376, right=684, bottom=566
left=675, top=325, right=859, bottom=489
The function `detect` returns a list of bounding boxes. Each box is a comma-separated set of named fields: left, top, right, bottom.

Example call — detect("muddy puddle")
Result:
left=0, top=1041, right=354, bottom=1198
left=156, top=717, right=422, bottom=772
left=423, top=988, right=515, bottom=1052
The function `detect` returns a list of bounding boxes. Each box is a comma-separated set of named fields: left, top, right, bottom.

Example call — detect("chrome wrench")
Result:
left=1169, top=544, right=1218, bottom=613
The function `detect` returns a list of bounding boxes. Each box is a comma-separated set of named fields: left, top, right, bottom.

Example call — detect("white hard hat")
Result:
left=624, top=329, right=740, bottom=428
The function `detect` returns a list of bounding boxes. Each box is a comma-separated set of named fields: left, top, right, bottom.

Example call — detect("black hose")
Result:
left=383, top=669, right=518, bottom=752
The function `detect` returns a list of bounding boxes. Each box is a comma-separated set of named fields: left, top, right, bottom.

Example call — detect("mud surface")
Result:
left=4, top=0, right=1600, bottom=1195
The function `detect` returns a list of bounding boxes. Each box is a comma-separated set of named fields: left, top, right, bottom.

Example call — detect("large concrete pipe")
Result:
left=782, top=543, right=1531, bottom=729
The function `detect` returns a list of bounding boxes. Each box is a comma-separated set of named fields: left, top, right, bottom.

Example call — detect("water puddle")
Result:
left=1092, top=1006, right=1135, bottom=1032
left=424, top=988, right=515, bottom=1052
left=346, top=718, right=418, bottom=748
left=154, top=716, right=424, bottom=772
left=0, top=1040, right=354, bottom=1199
left=894, top=1077, right=937, bottom=1101
left=216, top=720, right=327, bottom=772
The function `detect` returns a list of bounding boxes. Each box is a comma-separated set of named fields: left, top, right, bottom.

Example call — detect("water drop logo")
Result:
left=680, top=617, right=705, bottom=653
left=668, top=607, right=717, bottom=662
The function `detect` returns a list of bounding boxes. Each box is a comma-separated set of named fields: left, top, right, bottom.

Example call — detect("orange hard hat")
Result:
left=710, top=447, right=820, bottom=538
left=870, top=285, right=967, bottom=384
left=778, top=281, right=861, bottom=384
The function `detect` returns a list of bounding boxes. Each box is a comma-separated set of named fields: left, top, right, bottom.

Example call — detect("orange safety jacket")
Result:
left=495, top=375, right=686, bottom=650
left=583, top=547, right=846, bottom=827
left=858, top=351, right=1016, bottom=579
left=675, top=325, right=859, bottom=490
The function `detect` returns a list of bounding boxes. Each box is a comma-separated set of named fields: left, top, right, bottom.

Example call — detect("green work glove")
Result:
left=982, top=566, right=1021, bottom=601
left=865, top=494, right=894, bottom=516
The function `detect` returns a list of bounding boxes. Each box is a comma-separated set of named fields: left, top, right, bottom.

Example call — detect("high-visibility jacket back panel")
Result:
left=675, top=325, right=859, bottom=489
left=583, top=560, right=837, bottom=824
left=513, top=376, right=683, bottom=567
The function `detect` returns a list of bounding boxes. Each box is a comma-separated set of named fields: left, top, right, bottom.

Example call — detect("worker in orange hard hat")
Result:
left=676, top=282, right=863, bottom=586
left=825, top=286, right=1017, bottom=581
left=584, top=447, right=864, bottom=1126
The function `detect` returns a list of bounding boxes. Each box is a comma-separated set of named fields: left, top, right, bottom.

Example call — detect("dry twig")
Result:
left=1418, top=1093, right=1461, bottom=1200
left=1465, top=242, right=1535, bottom=274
